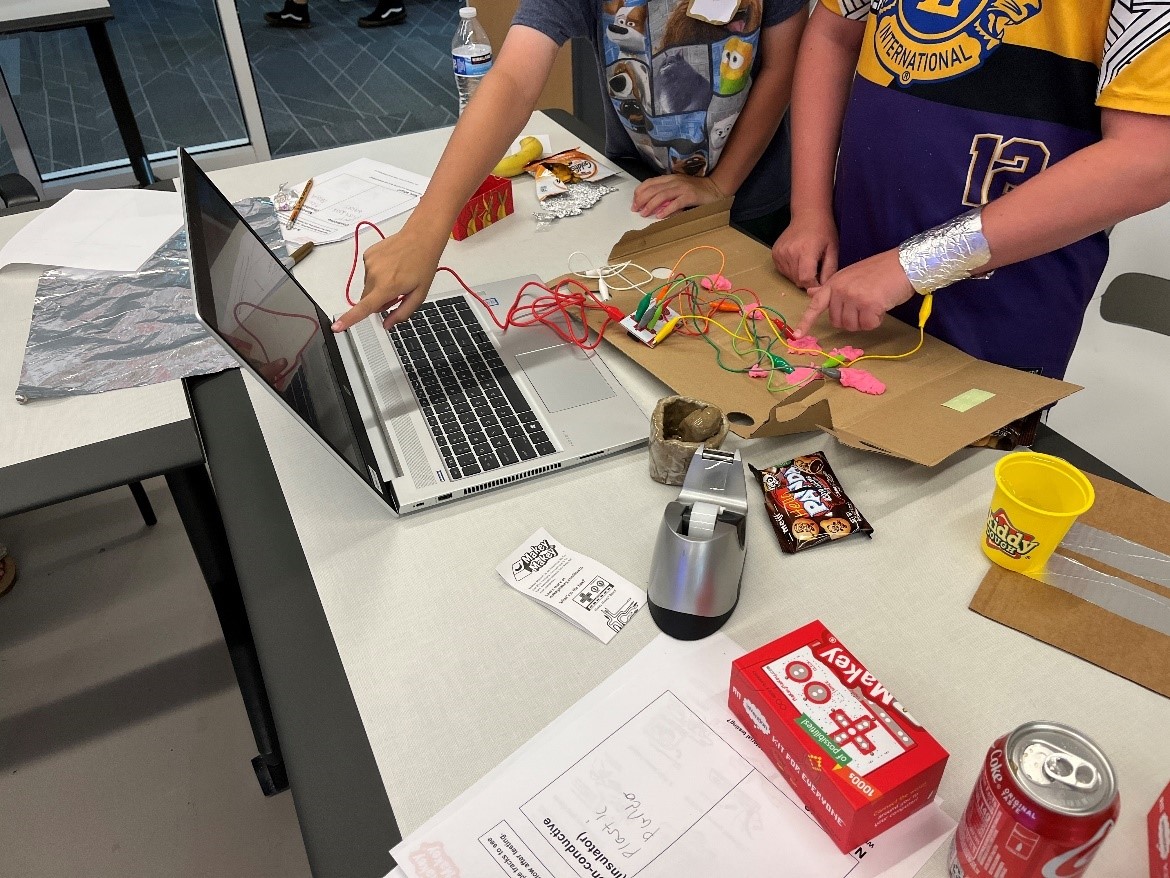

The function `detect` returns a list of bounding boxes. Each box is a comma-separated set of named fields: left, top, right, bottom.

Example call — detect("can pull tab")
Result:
left=1042, top=750, right=1100, bottom=790
left=1020, top=740, right=1101, bottom=791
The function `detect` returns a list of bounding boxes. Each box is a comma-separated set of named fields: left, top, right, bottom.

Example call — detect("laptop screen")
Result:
left=180, top=151, right=379, bottom=491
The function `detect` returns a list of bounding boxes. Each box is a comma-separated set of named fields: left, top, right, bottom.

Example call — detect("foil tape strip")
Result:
left=1060, top=521, right=1170, bottom=589
left=16, top=197, right=284, bottom=402
left=897, top=208, right=991, bottom=295
left=1034, top=553, right=1170, bottom=638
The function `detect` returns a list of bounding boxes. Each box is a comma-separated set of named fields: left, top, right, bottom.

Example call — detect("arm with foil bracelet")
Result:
left=793, top=107, right=1170, bottom=338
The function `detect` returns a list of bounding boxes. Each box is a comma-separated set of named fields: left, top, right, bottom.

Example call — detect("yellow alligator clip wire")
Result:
left=651, top=316, right=681, bottom=347
left=918, top=292, right=934, bottom=328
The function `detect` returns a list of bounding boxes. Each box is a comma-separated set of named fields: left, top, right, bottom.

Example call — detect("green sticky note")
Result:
left=943, top=389, right=996, bottom=412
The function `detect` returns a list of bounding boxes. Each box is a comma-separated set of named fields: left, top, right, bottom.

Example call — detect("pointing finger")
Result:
left=794, top=286, right=830, bottom=338
left=332, top=296, right=384, bottom=332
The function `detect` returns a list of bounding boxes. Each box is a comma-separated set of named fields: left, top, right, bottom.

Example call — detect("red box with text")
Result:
left=1151, top=778, right=1170, bottom=878
left=729, top=620, right=948, bottom=853
left=451, top=174, right=513, bottom=241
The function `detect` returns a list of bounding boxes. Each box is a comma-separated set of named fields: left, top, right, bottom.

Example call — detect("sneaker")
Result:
left=358, top=0, right=406, bottom=27
left=265, top=0, right=311, bottom=28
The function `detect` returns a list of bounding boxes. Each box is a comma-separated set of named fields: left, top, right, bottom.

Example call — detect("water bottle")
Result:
left=452, top=6, right=492, bottom=114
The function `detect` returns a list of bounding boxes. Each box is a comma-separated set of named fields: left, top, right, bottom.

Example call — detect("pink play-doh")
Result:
left=785, top=367, right=819, bottom=386
left=700, top=273, right=732, bottom=291
left=748, top=364, right=770, bottom=379
left=788, top=335, right=820, bottom=352
left=830, top=346, right=864, bottom=362
left=838, top=368, right=886, bottom=395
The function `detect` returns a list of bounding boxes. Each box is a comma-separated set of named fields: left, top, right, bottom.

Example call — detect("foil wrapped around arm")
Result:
left=897, top=207, right=991, bottom=295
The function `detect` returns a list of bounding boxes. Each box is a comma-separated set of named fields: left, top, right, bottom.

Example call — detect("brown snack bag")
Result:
left=750, top=452, right=873, bottom=553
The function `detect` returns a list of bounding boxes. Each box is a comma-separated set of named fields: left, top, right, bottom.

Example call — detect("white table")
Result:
left=0, top=208, right=189, bottom=502
left=203, top=112, right=1166, bottom=876
left=0, top=205, right=288, bottom=796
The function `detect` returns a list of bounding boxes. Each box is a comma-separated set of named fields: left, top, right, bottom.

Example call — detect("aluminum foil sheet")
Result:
left=16, top=197, right=285, bottom=402
left=897, top=207, right=990, bottom=295
left=533, top=182, right=618, bottom=228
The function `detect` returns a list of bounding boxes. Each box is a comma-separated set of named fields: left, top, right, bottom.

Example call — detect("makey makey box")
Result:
left=729, top=620, right=948, bottom=853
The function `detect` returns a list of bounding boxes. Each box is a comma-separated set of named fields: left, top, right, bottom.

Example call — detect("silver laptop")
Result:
left=179, top=149, right=647, bottom=513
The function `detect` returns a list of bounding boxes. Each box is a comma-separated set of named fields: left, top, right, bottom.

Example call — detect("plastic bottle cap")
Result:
left=459, top=6, right=477, bottom=18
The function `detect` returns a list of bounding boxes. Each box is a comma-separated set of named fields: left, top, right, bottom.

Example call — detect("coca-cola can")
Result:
left=949, top=721, right=1118, bottom=878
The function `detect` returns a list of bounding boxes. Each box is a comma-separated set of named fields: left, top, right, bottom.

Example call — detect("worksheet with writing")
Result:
left=280, top=158, right=429, bottom=246
left=388, top=635, right=953, bottom=878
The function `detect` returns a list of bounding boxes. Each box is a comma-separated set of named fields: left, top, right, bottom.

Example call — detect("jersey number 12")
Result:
left=963, top=134, right=1051, bottom=207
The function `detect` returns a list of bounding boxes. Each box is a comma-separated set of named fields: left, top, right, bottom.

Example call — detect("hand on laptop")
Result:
left=331, top=228, right=444, bottom=333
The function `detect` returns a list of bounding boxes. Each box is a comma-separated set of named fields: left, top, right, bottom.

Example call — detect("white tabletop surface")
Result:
left=0, top=0, right=110, bottom=28
left=0, top=210, right=191, bottom=471
left=209, top=113, right=1164, bottom=876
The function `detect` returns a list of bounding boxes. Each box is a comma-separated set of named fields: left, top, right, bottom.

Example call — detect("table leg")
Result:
left=0, top=66, right=45, bottom=200
left=128, top=480, right=157, bottom=527
left=166, top=462, right=289, bottom=796
left=84, top=22, right=155, bottom=187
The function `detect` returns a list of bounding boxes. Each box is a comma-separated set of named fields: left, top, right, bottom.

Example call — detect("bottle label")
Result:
left=453, top=53, right=492, bottom=77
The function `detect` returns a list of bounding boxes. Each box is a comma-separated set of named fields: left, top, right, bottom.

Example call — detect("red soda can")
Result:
left=949, top=721, right=1118, bottom=878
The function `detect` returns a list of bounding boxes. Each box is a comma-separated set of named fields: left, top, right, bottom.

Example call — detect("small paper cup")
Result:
left=982, top=452, right=1095, bottom=574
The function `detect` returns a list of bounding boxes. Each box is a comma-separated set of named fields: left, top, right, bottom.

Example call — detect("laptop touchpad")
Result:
left=515, top=345, right=615, bottom=413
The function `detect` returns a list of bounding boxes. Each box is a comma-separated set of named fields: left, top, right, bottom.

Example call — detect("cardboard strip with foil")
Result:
left=1059, top=521, right=1170, bottom=588
left=1036, top=553, right=1170, bottom=638
left=970, top=473, right=1170, bottom=697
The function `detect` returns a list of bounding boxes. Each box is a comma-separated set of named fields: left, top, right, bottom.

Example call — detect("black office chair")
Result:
left=0, top=173, right=156, bottom=527
left=1100, top=272, right=1170, bottom=339
left=0, top=172, right=39, bottom=208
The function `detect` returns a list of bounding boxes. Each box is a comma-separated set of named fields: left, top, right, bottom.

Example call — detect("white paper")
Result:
left=389, top=635, right=955, bottom=878
left=0, top=189, right=182, bottom=273
left=279, top=158, right=430, bottom=246
left=496, top=529, right=644, bottom=644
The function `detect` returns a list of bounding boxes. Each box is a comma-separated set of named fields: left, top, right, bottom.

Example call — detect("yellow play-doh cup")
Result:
left=982, top=452, right=1095, bottom=575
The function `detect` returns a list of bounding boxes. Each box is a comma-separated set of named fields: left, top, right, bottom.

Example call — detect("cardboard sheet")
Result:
left=970, top=473, right=1170, bottom=698
left=574, top=201, right=1080, bottom=466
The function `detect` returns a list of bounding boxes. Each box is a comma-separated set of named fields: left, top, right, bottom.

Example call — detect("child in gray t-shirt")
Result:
left=516, top=0, right=806, bottom=231
left=333, top=0, right=806, bottom=334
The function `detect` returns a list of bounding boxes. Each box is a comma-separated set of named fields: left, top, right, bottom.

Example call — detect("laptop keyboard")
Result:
left=388, top=297, right=557, bottom=480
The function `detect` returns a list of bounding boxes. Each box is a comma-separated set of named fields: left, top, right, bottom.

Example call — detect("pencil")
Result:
left=289, top=241, right=315, bottom=264
left=286, top=178, right=314, bottom=230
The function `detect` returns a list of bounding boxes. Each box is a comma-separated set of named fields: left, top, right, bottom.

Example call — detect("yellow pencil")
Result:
left=286, top=178, right=314, bottom=230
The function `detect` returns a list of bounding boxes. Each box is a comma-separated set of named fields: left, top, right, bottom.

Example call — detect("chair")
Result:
left=0, top=172, right=38, bottom=208
left=1100, top=272, right=1170, bottom=339
left=0, top=173, right=156, bottom=526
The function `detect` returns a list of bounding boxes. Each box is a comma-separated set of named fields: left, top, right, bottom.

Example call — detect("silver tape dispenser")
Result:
left=647, top=445, right=748, bottom=640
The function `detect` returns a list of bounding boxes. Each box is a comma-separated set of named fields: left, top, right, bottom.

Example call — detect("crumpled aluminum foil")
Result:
left=897, top=207, right=990, bottom=295
left=16, top=197, right=285, bottom=403
left=533, top=182, right=618, bottom=228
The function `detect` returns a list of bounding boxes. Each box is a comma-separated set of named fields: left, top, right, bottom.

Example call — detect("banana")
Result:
left=491, top=136, right=543, bottom=177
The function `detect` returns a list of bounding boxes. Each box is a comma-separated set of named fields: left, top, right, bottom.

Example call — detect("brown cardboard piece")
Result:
left=970, top=473, right=1170, bottom=698
left=573, top=201, right=1080, bottom=466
